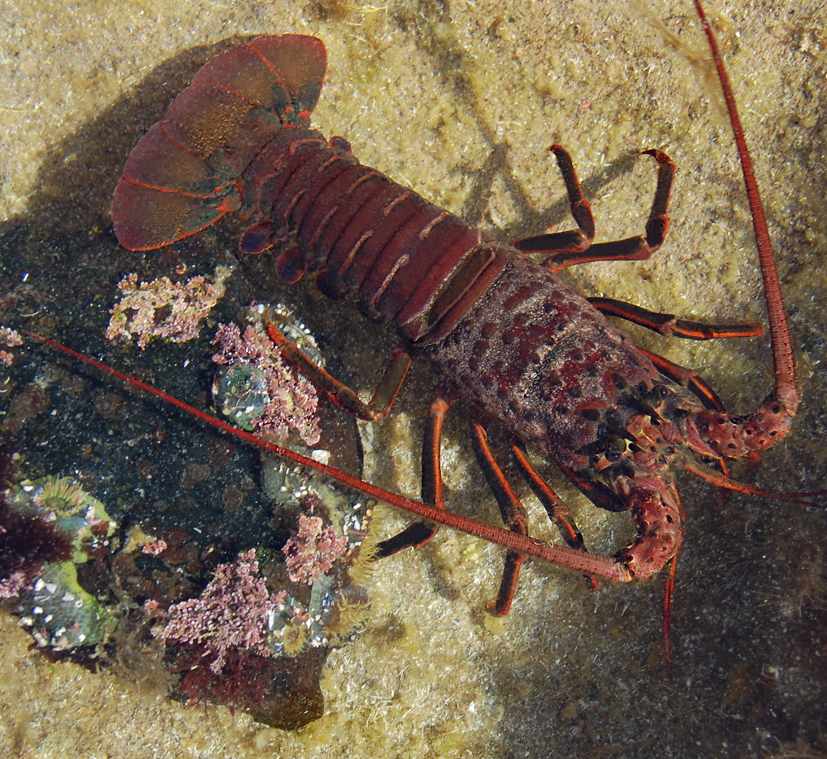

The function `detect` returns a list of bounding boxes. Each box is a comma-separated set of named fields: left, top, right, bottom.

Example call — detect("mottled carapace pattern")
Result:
left=421, top=254, right=662, bottom=473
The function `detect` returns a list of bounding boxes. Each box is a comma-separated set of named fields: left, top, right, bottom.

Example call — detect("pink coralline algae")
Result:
left=0, top=569, right=31, bottom=600
left=105, top=268, right=231, bottom=350
left=283, top=514, right=349, bottom=585
left=212, top=314, right=321, bottom=446
left=0, top=326, right=23, bottom=367
left=141, top=539, right=167, bottom=556
left=156, top=549, right=274, bottom=674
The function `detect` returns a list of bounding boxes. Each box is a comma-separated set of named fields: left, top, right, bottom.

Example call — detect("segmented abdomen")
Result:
left=242, top=129, right=510, bottom=343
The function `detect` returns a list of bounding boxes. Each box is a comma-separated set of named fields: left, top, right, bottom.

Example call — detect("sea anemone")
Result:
left=31, top=476, right=94, bottom=517
left=280, top=619, right=310, bottom=658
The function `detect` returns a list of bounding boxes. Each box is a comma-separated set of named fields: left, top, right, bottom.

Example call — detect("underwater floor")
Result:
left=1, top=0, right=826, bottom=756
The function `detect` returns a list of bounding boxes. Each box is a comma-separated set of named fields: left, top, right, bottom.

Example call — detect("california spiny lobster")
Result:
left=31, top=0, right=814, bottom=666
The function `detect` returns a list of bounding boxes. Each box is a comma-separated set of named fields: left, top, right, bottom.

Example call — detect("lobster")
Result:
left=36, top=0, right=808, bottom=667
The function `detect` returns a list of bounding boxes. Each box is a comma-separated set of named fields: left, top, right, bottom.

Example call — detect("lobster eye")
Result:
left=604, top=436, right=626, bottom=464
left=607, top=436, right=627, bottom=453
left=645, top=383, right=670, bottom=409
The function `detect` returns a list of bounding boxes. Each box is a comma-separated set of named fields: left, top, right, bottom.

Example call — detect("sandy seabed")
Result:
left=1, top=0, right=826, bottom=757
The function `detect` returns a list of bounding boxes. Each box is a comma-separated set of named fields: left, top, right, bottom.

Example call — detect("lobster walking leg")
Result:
left=469, top=412, right=529, bottom=616
left=265, top=320, right=412, bottom=422
left=588, top=298, right=764, bottom=341
left=421, top=395, right=450, bottom=511
left=509, top=439, right=598, bottom=591
left=376, top=394, right=451, bottom=558
left=514, top=145, right=595, bottom=257
left=515, top=148, right=674, bottom=272
left=586, top=289, right=765, bottom=413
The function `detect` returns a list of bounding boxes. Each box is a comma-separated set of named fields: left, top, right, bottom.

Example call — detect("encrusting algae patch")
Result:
left=1, top=0, right=827, bottom=757
left=1, top=303, right=379, bottom=729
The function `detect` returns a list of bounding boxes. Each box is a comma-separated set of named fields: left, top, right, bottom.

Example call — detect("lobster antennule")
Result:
left=112, top=34, right=327, bottom=251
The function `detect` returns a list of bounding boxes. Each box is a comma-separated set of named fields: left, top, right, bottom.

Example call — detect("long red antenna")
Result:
left=692, top=0, right=798, bottom=413
left=24, top=330, right=630, bottom=582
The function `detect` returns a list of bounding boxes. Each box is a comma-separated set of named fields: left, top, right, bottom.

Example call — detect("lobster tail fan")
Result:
left=247, top=35, right=327, bottom=126
left=113, top=34, right=327, bottom=251
left=112, top=120, right=242, bottom=251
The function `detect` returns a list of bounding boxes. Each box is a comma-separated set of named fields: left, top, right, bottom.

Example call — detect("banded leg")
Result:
left=470, top=411, right=528, bottom=616
left=509, top=438, right=599, bottom=591
left=376, top=394, right=451, bottom=558
left=266, top=320, right=411, bottom=421
left=589, top=297, right=763, bottom=341
left=514, top=145, right=595, bottom=256
left=515, top=148, right=675, bottom=273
